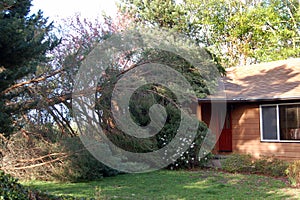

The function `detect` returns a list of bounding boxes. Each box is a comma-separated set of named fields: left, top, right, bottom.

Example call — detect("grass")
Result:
left=23, top=169, right=300, bottom=200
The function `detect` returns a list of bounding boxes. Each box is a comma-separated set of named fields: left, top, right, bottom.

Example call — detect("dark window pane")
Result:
left=279, top=104, right=300, bottom=140
left=261, top=106, right=278, bottom=140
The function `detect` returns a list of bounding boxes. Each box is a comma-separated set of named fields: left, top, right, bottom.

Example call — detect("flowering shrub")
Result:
left=127, top=85, right=211, bottom=169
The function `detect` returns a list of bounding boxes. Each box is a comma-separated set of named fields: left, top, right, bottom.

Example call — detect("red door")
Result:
left=219, top=110, right=232, bottom=152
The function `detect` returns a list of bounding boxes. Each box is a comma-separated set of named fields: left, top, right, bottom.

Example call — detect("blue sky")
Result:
left=31, top=0, right=118, bottom=20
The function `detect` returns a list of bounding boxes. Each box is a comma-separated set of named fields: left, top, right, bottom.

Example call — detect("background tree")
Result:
left=120, top=0, right=300, bottom=67
left=0, top=0, right=59, bottom=136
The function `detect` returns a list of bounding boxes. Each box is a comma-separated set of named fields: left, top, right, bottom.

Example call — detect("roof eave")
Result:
left=198, top=97, right=300, bottom=103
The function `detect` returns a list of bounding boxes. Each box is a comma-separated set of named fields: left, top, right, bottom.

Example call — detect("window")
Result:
left=261, top=106, right=277, bottom=140
left=260, top=103, right=300, bottom=142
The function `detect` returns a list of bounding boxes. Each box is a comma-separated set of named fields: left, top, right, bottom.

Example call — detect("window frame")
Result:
left=260, top=102, right=300, bottom=142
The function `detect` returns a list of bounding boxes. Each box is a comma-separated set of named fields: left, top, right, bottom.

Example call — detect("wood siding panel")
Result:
left=231, top=103, right=300, bottom=161
left=198, top=102, right=300, bottom=160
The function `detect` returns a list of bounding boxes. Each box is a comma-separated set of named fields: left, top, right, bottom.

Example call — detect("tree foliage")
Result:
left=0, top=0, right=59, bottom=136
left=120, top=0, right=300, bottom=67
left=0, top=3, right=218, bottom=171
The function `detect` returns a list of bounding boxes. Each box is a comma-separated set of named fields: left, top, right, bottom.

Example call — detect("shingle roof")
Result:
left=207, top=58, right=300, bottom=101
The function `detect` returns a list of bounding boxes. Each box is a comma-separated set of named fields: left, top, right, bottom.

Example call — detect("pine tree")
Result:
left=0, top=0, right=59, bottom=136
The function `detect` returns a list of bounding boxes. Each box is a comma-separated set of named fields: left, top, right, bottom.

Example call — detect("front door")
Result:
left=219, top=109, right=232, bottom=152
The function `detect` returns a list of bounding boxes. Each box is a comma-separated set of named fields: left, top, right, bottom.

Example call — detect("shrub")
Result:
left=0, top=170, right=28, bottom=199
left=126, top=85, right=211, bottom=169
left=221, top=154, right=253, bottom=173
left=167, top=122, right=212, bottom=170
left=253, top=156, right=288, bottom=177
left=286, top=160, right=300, bottom=187
left=0, top=170, right=79, bottom=200
left=221, top=154, right=288, bottom=177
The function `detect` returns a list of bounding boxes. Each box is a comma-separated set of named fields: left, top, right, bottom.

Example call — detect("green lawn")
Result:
left=23, top=169, right=300, bottom=200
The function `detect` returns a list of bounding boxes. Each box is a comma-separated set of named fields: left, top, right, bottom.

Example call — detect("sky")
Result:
left=31, top=0, right=119, bottom=21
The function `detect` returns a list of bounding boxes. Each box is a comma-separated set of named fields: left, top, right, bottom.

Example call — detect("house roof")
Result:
left=202, top=58, right=300, bottom=102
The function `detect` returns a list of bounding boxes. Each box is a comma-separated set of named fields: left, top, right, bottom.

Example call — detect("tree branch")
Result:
left=1, top=68, right=64, bottom=96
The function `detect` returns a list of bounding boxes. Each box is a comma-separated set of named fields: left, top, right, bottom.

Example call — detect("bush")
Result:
left=126, top=85, right=211, bottom=169
left=221, top=154, right=288, bottom=177
left=0, top=171, right=78, bottom=200
left=0, top=170, right=28, bottom=199
left=167, top=122, right=212, bottom=170
left=253, top=156, right=288, bottom=177
left=221, top=154, right=253, bottom=173
left=286, top=160, right=300, bottom=187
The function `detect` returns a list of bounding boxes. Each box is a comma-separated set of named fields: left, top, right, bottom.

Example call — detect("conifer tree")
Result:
left=0, top=0, right=59, bottom=136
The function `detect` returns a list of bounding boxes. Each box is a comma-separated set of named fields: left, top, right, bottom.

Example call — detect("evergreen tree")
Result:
left=0, top=0, right=59, bottom=136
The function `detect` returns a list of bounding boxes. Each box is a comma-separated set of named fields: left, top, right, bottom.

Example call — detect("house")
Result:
left=198, top=58, right=300, bottom=161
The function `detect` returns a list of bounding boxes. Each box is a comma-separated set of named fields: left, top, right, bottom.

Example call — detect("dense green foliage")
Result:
left=0, top=170, right=79, bottom=200
left=128, top=84, right=211, bottom=168
left=120, top=0, right=300, bottom=67
left=0, top=171, right=28, bottom=199
left=0, top=0, right=59, bottom=136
